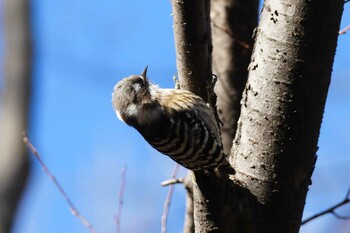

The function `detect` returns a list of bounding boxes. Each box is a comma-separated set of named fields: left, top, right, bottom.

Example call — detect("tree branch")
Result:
left=211, top=0, right=259, bottom=154
left=170, top=1, right=256, bottom=232
left=302, top=187, right=350, bottom=224
left=339, top=24, right=350, bottom=34
left=171, top=1, right=219, bottom=232
left=161, top=164, right=180, bottom=233
left=115, top=166, right=127, bottom=233
left=171, top=0, right=212, bottom=100
left=161, top=178, right=184, bottom=187
left=182, top=174, right=194, bottom=233
left=231, top=0, right=344, bottom=232
left=22, top=132, right=97, bottom=233
left=0, top=0, right=31, bottom=231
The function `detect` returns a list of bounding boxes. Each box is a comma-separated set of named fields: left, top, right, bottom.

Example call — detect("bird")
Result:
left=112, top=66, right=234, bottom=174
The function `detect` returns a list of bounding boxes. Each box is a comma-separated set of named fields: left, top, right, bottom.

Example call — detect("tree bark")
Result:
left=171, top=1, right=239, bottom=232
left=182, top=175, right=194, bottom=233
left=171, top=0, right=343, bottom=232
left=211, top=0, right=259, bottom=154
left=171, top=0, right=212, bottom=100
left=0, top=0, right=32, bottom=232
left=171, top=1, right=255, bottom=232
left=231, top=0, right=344, bottom=232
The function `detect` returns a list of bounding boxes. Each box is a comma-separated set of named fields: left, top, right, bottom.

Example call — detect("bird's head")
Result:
left=112, top=66, right=152, bottom=123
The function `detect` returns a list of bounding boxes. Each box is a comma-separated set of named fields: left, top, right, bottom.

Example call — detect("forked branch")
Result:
left=302, top=187, right=350, bottom=225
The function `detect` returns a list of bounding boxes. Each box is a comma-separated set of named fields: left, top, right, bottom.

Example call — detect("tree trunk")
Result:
left=231, top=0, right=344, bottom=232
left=171, top=0, right=257, bottom=232
left=0, top=0, right=32, bottom=232
left=170, top=0, right=344, bottom=232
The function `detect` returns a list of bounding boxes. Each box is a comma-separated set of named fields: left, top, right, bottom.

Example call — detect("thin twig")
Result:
left=161, top=178, right=184, bottom=187
left=339, top=24, right=350, bottom=35
left=22, top=131, right=97, bottom=233
left=161, top=164, right=180, bottom=233
left=302, top=186, right=350, bottom=225
left=115, top=166, right=127, bottom=233
left=332, top=211, right=350, bottom=220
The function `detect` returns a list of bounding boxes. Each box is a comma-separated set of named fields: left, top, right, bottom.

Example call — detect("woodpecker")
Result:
left=112, top=66, right=234, bottom=174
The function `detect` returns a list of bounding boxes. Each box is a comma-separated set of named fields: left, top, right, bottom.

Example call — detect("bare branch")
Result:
left=183, top=191, right=194, bottom=233
left=161, top=164, right=180, bottom=233
left=182, top=173, right=194, bottom=233
left=115, top=166, right=127, bottom=233
left=22, top=132, right=97, bottom=233
left=339, top=24, right=350, bottom=35
left=0, top=0, right=31, bottom=231
left=162, top=172, right=194, bottom=233
left=346, top=186, right=350, bottom=199
left=331, top=211, right=350, bottom=220
left=302, top=186, right=350, bottom=225
left=211, top=0, right=258, bottom=154
left=161, top=178, right=184, bottom=186
left=171, top=0, right=212, bottom=100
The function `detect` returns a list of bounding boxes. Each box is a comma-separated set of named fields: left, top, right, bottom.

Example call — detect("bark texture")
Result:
left=171, top=1, right=242, bottom=232
left=171, top=0, right=212, bottom=101
left=182, top=175, right=194, bottom=233
left=211, top=0, right=259, bottom=154
left=171, top=0, right=343, bottom=232
left=171, top=1, right=256, bottom=232
left=231, top=0, right=344, bottom=232
left=0, top=0, right=32, bottom=232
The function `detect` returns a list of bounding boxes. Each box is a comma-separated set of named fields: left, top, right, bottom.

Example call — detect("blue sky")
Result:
left=5, top=1, right=350, bottom=233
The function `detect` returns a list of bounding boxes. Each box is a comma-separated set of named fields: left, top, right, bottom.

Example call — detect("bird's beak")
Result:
left=140, top=66, right=148, bottom=81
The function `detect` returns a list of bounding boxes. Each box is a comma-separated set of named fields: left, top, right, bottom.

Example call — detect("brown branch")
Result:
left=302, top=187, right=350, bottom=225
left=115, top=166, right=127, bottom=233
left=22, top=132, right=97, bottom=233
left=171, top=0, right=212, bottom=100
left=182, top=173, right=194, bottom=233
left=170, top=2, right=217, bottom=232
left=161, top=172, right=194, bottom=233
left=0, top=0, right=32, bottom=231
left=161, top=178, right=184, bottom=186
left=339, top=24, right=350, bottom=34
left=161, top=164, right=180, bottom=233
left=211, top=0, right=258, bottom=154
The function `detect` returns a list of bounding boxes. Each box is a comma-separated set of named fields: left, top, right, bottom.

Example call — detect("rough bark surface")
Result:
left=171, top=0, right=343, bottom=232
left=0, top=0, right=31, bottom=232
left=211, top=0, right=259, bottom=154
left=182, top=175, right=194, bottom=233
left=171, top=0, right=212, bottom=101
left=231, top=0, right=344, bottom=232
left=171, top=1, right=244, bottom=232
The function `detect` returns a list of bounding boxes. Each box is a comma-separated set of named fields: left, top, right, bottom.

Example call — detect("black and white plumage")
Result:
left=112, top=66, right=234, bottom=174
